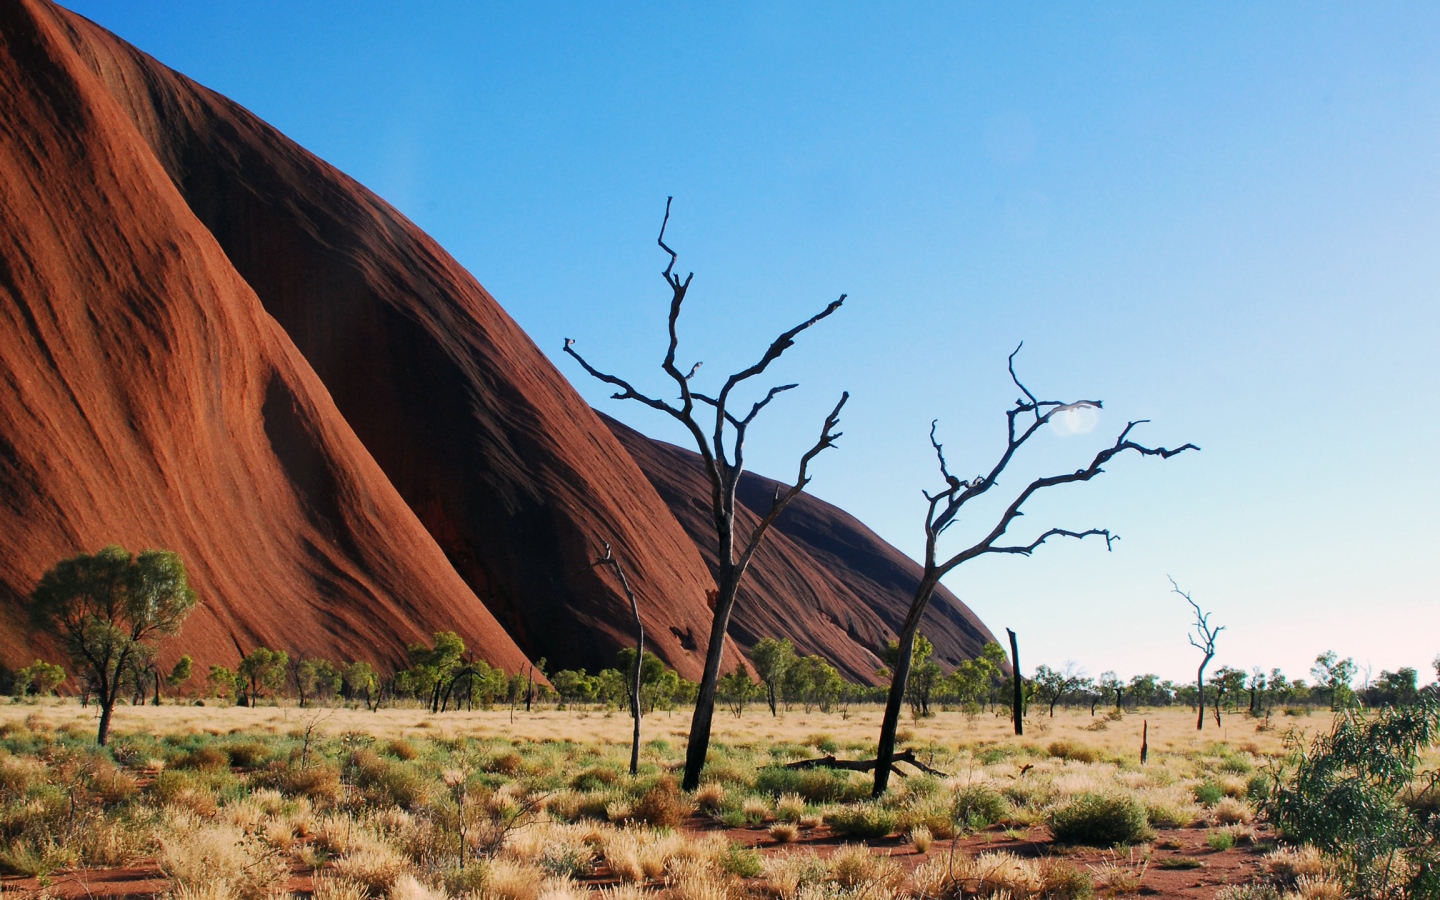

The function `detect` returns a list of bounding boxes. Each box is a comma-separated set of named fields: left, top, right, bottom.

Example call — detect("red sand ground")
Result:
left=0, top=820, right=1271, bottom=899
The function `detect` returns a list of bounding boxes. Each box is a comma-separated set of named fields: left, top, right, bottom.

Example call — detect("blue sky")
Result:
left=67, top=2, right=1440, bottom=687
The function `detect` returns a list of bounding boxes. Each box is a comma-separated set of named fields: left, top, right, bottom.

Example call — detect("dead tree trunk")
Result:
left=1008, top=629, right=1024, bottom=736
left=869, top=346, right=1197, bottom=797
left=1173, top=577, right=1221, bottom=731
left=565, top=199, right=848, bottom=791
left=590, top=542, right=644, bottom=775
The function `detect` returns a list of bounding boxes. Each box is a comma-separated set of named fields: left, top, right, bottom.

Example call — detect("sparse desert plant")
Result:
left=775, top=792, right=807, bottom=823
left=1206, top=829, right=1235, bottom=851
left=1215, top=886, right=1281, bottom=900
left=630, top=776, right=693, bottom=827
left=1264, top=845, right=1327, bottom=882
left=910, top=824, right=933, bottom=853
left=828, top=844, right=905, bottom=894
left=1213, top=797, right=1254, bottom=825
left=768, top=822, right=799, bottom=844
left=1048, top=792, right=1154, bottom=846
left=157, top=818, right=289, bottom=900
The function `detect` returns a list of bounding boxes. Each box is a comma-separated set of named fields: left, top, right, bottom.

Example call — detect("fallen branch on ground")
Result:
left=782, top=748, right=949, bottom=778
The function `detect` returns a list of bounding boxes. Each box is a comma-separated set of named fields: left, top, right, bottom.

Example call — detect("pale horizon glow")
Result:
left=58, top=2, right=1440, bottom=688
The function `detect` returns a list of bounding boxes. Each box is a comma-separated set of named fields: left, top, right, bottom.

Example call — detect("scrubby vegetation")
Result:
left=0, top=703, right=1328, bottom=899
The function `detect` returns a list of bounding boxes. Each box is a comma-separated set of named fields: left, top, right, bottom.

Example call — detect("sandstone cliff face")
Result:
left=0, top=0, right=534, bottom=673
left=604, top=416, right=998, bottom=682
left=0, top=0, right=997, bottom=682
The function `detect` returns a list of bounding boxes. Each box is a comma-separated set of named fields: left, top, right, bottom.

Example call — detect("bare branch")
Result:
left=736, top=391, right=848, bottom=570
left=562, top=342, right=676, bottom=415
left=934, top=421, right=1198, bottom=577
left=714, top=295, right=846, bottom=415
left=985, top=527, right=1116, bottom=556
left=1009, top=342, right=1040, bottom=416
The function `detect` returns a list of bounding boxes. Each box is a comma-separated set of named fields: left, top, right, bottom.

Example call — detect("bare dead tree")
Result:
left=1174, top=576, right=1222, bottom=731
left=564, top=198, right=847, bottom=791
left=870, top=346, right=1198, bottom=796
left=1008, top=628, right=1024, bottom=736
left=590, top=542, right=644, bottom=775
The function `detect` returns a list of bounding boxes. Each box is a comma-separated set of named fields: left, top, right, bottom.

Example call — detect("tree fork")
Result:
left=565, top=199, right=848, bottom=792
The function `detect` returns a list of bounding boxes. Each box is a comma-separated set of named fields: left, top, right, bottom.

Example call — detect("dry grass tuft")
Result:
left=156, top=817, right=288, bottom=900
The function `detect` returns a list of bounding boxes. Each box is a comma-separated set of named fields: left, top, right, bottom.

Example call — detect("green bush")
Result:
left=952, top=784, right=1008, bottom=830
left=826, top=804, right=898, bottom=840
left=1205, top=829, right=1235, bottom=851
left=1193, top=780, right=1224, bottom=806
left=1269, top=697, right=1440, bottom=900
left=754, top=767, right=867, bottom=803
left=719, top=843, right=764, bottom=878
left=1048, top=739, right=1102, bottom=764
left=1047, top=792, right=1154, bottom=846
left=570, top=766, right=622, bottom=792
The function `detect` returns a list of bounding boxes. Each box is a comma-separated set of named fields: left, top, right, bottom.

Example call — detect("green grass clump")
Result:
left=826, top=804, right=898, bottom=840
left=1048, top=739, right=1102, bottom=764
left=1193, top=779, right=1225, bottom=806
left=1047, top=792, right=1154, bottom=846
left=754, top=766, right=867, bottom=803
left=1206, top=829, right=1236, bottom=851
left=719, top=843, right=764, bottom=877
left=952, top=783, right=1008, bottom=830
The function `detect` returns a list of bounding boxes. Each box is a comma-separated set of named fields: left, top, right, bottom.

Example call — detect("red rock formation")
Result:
left=0, top=0, right=542, bottom=674
left=0, top=0, right=731, bottom=679
left=604, top=415, right=999, bottom=682
left=0, top=0, right=997, bottom=683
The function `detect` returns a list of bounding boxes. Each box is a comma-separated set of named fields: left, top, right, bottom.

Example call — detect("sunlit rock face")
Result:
left=0, top=0, right=996, bottom=680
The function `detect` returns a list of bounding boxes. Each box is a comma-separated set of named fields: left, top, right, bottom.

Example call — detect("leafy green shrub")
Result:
left=755, top=766, right=867, bottom=803
left=826, top=804, right=898, bottom=840
left=1269, top=697, right=1440, bottom=900
left=952, top=784, right=1008, bottom=830
left=1206, top=829, right=1235, bottom=851
left=1048, top=792, right=1154, bottom=846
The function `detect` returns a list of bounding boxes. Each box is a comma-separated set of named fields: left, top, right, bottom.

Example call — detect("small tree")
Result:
left=342, top=660, right=379, bottom=710
left=1173, top=577, right=1222, bottom=730
left=1312, top=651, right=1358, bottom=711
left=1034, top=662, right=1086, bottom=717
left=750, top=637, right=796, bottom=717
left=718, top=664, right=759, bottom=717
left=165, top=655, right=193, bottom=701
left=589, top=542, right=644, bottom=775
left=207, top=664, right=238, bottom=702
left=238, top=647, right=289, bottom=705
left=31, top=545, right=197, bottom=744
left=565, top=198, right=848, bottom=790
left=13, top=659, right=66, bottom=698
left=881, top=634, right=941, bottom=718
left=872, top=349, right=1197, bottom=794
left=295, top=658, right=342, bottom=708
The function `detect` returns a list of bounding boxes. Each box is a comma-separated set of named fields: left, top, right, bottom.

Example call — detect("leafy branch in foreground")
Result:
left=1268, top=692, right=1440, bottom=899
